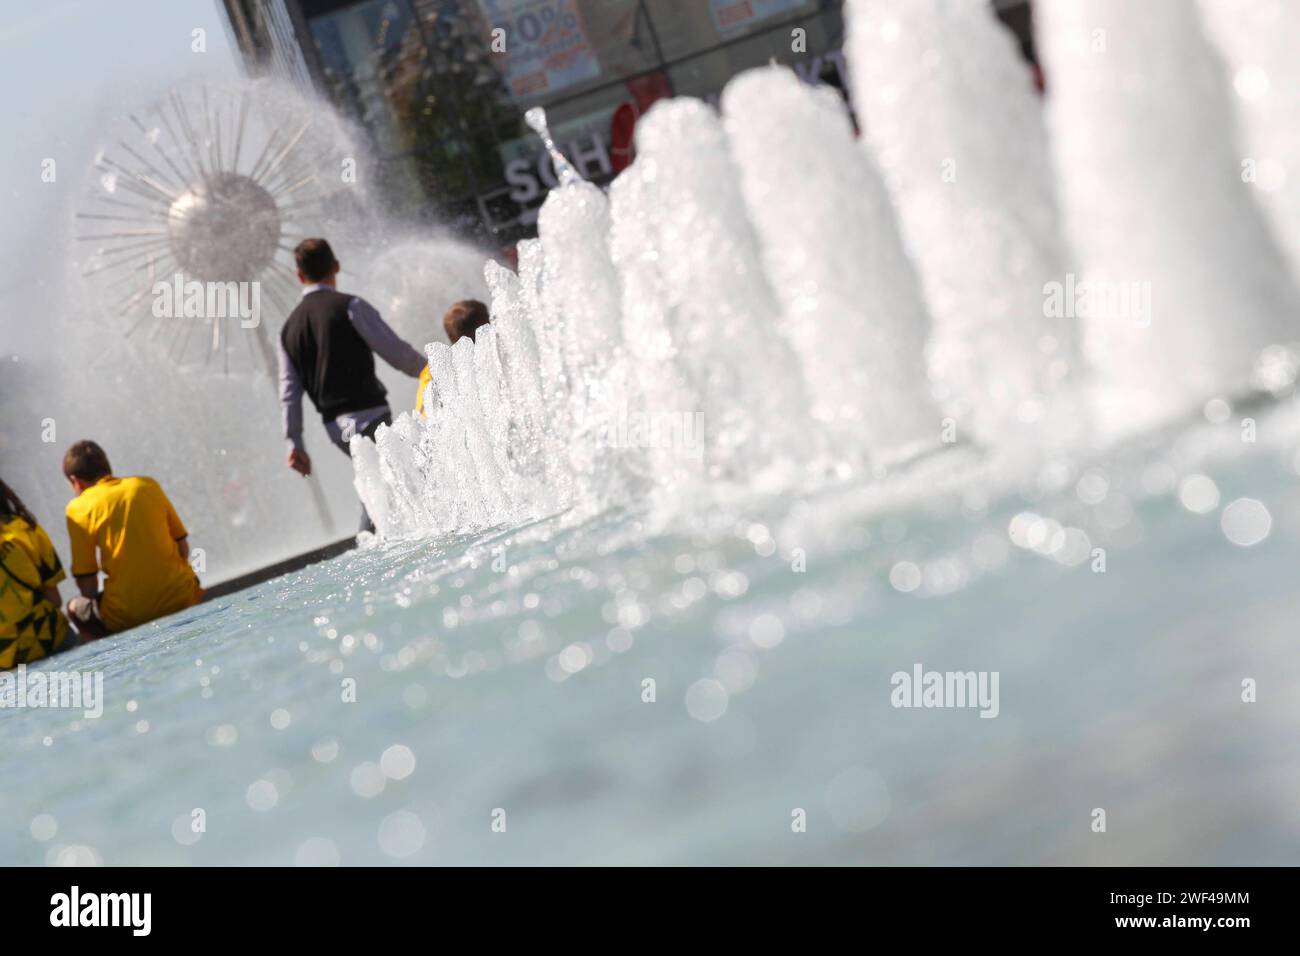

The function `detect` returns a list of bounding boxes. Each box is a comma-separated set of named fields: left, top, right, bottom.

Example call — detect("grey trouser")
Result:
left=329, top=409, right=392, bottom=533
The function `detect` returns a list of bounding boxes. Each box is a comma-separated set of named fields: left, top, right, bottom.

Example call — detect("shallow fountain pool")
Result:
left=3, top=404, right=1299, bottom=866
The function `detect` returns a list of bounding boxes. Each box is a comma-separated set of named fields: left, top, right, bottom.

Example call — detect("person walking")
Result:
left=279, top=238, right=427, bottom=533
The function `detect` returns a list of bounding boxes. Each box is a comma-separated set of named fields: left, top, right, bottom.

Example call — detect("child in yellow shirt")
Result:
left=62, top=441, right=202, bottom=637
left=416, top=299, right=490, bottom=415
left=0, top=480, right=71, bottom=669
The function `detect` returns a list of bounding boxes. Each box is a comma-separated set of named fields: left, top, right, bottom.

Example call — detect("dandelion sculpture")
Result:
left=75, top=79, right=367, bottom=375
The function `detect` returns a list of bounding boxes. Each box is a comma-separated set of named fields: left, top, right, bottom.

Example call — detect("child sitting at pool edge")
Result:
left=62, top=440, right=203, bottom=638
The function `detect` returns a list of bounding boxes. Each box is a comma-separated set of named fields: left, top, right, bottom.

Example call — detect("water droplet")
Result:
left=685, top=679, right=729, bottom=722
left=30, top=814, right=58, bottom=842
left=1221, top=498, right=1271, bottom=547
left=380, top=744, right=416, bottom=781
left=1178, top=474, right=1220, bottom=514
left=889, top=561, right=922, bottom=593
left=295, top=837, right=340, bottom=867
left=246, top=779, right=279, bottom=812
left=377, top=810, right=425, bottom=858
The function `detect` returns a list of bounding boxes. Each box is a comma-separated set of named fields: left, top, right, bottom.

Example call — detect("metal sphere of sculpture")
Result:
left=166, top=173, right=281, bottom=283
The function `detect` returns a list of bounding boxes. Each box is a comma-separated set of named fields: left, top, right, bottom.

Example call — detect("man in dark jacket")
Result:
left=279, top=238, right=426, bottom=532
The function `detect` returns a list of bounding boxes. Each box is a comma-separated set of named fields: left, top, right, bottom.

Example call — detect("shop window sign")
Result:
left=478, top=0, right=602, bottom=100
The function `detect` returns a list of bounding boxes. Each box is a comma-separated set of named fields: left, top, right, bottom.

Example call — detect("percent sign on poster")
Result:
left=479, top=0, right=602, bottom=100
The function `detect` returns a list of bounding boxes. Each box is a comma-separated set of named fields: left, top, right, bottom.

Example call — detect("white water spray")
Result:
left=1197, top=0, right=1300, bottom=279
left=355, top=0, right=1300, bottom=541
left=1037, top=0, right=1300, bottom=432
left=721, top=67, right=938, bottom=465
left=846, top=0, right=1073, bottom=446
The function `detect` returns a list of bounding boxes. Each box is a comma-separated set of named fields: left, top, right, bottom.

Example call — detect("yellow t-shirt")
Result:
left=415, top=365, right=432, bottom=416
left=65, top=476, right=203, bottom=633
left=0, top=515, right=70, bottom=669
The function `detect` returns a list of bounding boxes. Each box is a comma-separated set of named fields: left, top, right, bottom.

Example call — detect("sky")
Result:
left=0, top=0, right=241, bottom=289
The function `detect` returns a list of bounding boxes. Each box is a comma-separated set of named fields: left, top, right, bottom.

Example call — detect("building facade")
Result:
left=221, top=1, right=1035, bottom=249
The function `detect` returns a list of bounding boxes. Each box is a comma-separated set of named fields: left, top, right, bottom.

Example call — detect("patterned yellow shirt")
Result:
left=0, top=515, right=69, bottom=669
